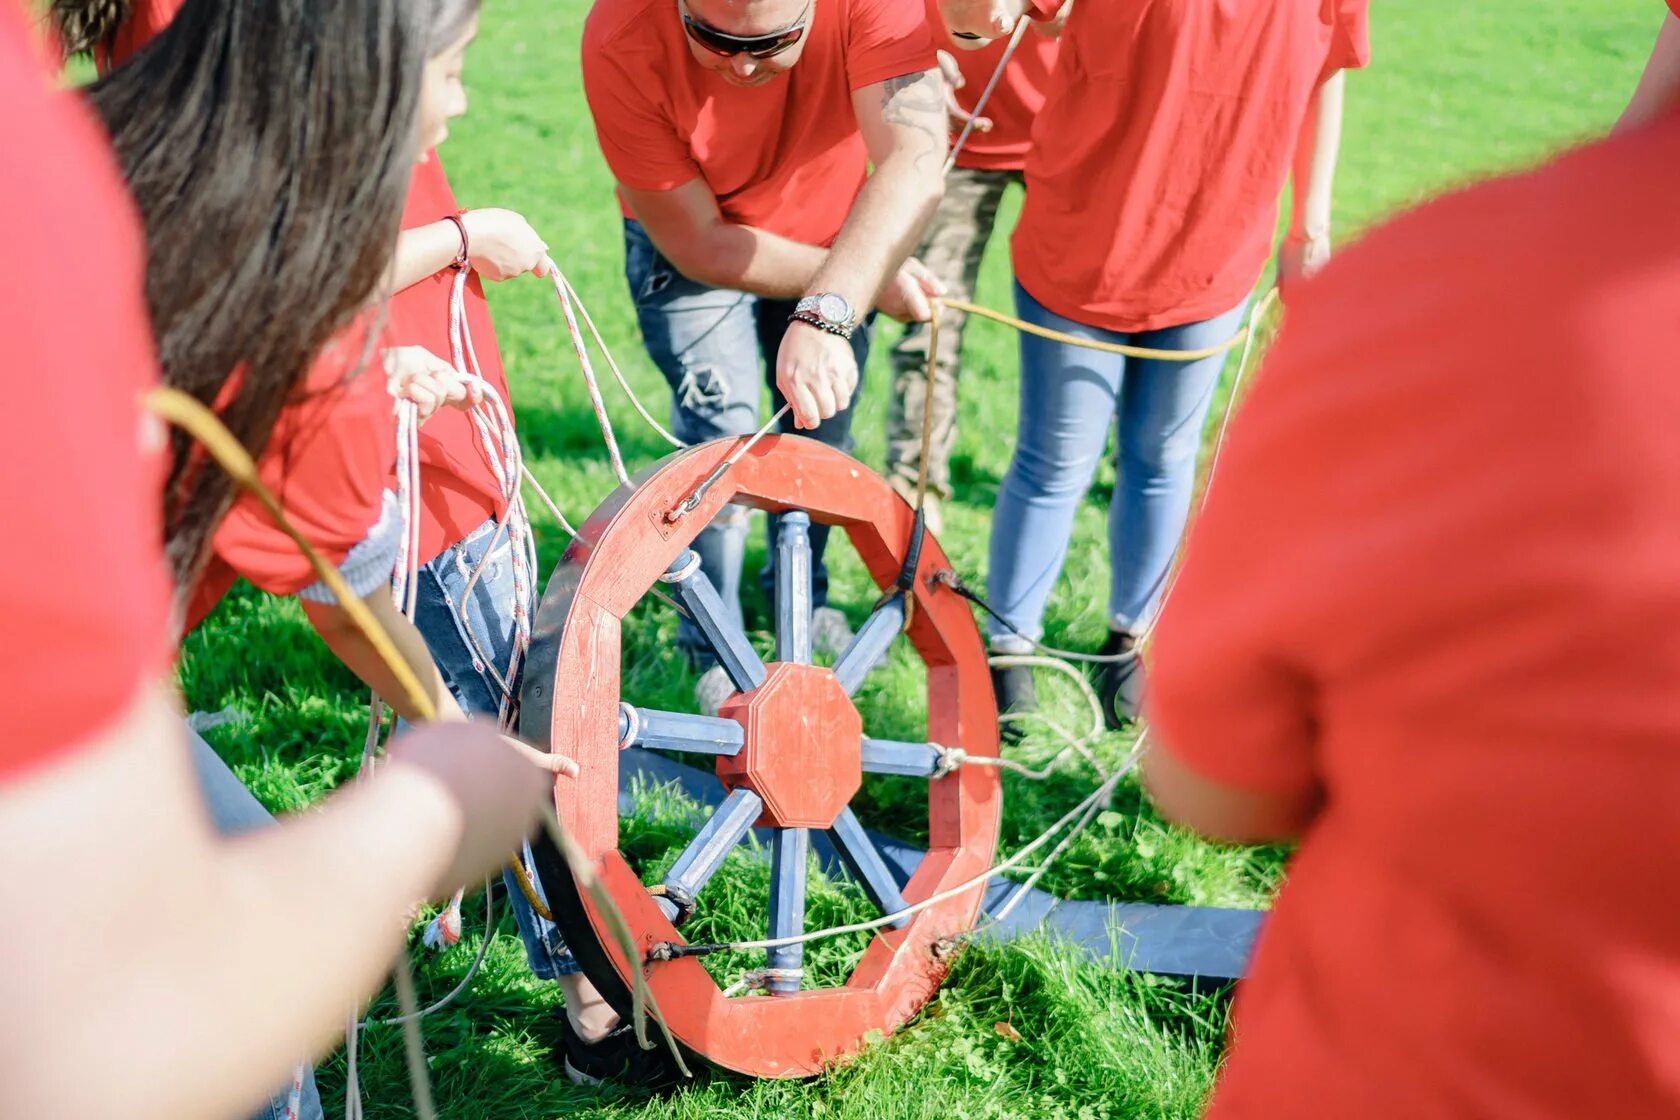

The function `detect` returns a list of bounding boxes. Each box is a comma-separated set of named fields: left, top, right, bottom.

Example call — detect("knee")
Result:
left=1120, top=422, right=1202, bottom=481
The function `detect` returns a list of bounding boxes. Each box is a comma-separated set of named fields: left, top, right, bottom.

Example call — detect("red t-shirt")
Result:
left=386, top=156, right=512, bottom=564
left=0, top=4, right=172, bottom=781
left=1013, top=0, right=1369, bottom=332
left=95, top=0, right=179, bottom=68
left=1148, top=115, right=1680, bottom=1118
left=932, top=6, right=1059, bottom=173
left=184, top=329, right=397, bottom=631
left=581, top=0, right=935, bottom=247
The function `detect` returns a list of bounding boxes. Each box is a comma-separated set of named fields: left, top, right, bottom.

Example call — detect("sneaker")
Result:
left=554, top=1012, right=685, bottom=1091
left=1094, top=629, right=1143, bottom=729
left=695, top=665, right=734, bottom=718
left=989, top=663, right=1038, bottom=745
left=810, top=605, right=856, bottom=660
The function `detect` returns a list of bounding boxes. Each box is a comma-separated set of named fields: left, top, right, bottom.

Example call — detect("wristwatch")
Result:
left=789, top=292, right=858, bottom=340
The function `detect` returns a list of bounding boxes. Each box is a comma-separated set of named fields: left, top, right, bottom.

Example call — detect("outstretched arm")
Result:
left=0, top=683, right=546, bottom=1120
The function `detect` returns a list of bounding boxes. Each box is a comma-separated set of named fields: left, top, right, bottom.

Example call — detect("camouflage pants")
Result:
left=887, top=165, right=1023, bottom=500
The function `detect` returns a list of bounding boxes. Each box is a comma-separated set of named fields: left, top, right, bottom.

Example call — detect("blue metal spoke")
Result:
left=832, top=592, right=905, bottom=695
left=619, top=705, right=744, bottom=757
left=766, top=827, right=810, bottom=993
left=826, top=807, right=910, bottom=928
left=662, top=550, right=767, bottom=693
left=861, top=737, right=941, bottom=778
left=775, top=512, right=813, bottom=664
left=654, top=787, right=764, bottom=924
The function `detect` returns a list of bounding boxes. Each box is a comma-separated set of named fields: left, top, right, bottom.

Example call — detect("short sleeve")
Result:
left=1325, top=0, right=1371, bottom=74
left=845, top=0, right=937, bottom=90
left=1, top=14, right=173, bottom=780
left=209, top=332, right=397, bottom=598
left=581, top=18, right=702, bottom=193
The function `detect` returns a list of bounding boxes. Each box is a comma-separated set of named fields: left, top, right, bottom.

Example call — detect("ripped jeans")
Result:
left=623, top=219, right=871, bottom=660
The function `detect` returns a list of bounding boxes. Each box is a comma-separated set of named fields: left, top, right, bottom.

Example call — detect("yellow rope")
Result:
left=939, top=296, right=1249, bottom=361
left=145, top=386, right=691, bottom=1074
left=147, top=388, right=438, bottom=717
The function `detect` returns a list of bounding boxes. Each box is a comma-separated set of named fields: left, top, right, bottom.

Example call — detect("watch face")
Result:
left=817, top=293, right=852, bottom=324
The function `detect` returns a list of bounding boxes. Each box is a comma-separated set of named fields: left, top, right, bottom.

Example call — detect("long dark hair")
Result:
left=71, top=0, right=478, bottom=593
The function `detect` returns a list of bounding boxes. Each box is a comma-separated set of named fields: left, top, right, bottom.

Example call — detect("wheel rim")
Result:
left=520, top=435, right=1001, bottom=1078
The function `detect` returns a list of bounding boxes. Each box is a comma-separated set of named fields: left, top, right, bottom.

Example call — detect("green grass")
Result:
left=180, top=2, right=1660, bottom=1115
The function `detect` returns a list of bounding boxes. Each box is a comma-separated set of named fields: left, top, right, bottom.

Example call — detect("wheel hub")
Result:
left=717, top=662, right=862, bottom=828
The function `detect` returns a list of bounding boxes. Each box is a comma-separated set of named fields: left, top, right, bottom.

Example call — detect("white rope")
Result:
left=721, top=967, right=805, bottom=998
left=663, top=737, right=1144, bottom=959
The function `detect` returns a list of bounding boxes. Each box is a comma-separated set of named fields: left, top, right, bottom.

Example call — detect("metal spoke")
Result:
left=831, top=592, right=905, bottom=695
left=654, top=787, right=764, bottom=924
left=826, top=807, right=910, bottom=928
left=860, top=737, right=941, bottom=778
left=775, top=512, right=813, bottom=664
left=619, top=704, right=743, bottom=757
left=662, top=550, right=767, bottom=693
left=766, top=828, right=809, bottom=993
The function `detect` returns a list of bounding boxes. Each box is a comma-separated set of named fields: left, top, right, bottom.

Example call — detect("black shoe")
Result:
left=990, top=664, right=1038, bottom=745
left=554, top=1012, right=686, bottom=1091
left=1094, top=629, right=1143, bottom=730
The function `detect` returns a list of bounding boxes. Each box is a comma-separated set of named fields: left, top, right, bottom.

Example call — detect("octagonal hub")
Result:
left=717, top=662, right=862, bottom=828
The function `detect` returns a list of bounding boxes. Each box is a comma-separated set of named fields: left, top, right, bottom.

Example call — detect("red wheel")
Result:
left=519, top=435, right=1002, bottom=1078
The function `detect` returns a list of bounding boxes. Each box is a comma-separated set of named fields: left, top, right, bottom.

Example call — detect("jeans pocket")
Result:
left=675, top=362, right=729, bottom=416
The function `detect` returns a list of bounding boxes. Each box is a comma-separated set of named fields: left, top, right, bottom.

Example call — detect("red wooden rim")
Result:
left=522, top=435, right=1001, bottom=1078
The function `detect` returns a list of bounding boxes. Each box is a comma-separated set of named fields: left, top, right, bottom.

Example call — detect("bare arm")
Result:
left=387, top=209, right=552, bottom=294
left=1141, top=738, right=1321, bottom=845
left=0, top=684, right=543, bottom=1120
left=771, top=68, right=947, bottom=428
left=303, top=591, right=468, bottom=723
left=1282, top=70, right=1346, bottom=283
left=814, top=68, right=948, bottom=314
left=622, top=178, right=830, bottom=298
left=1617, top=13, right=1680, bottom=134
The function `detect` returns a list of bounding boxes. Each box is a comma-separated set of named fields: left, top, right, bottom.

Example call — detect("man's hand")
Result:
left=937, top=49, right=992, bottom=134
left=384, top=345, right=481, bottom=422
left=1278, top=231, right=1332, bottom=290
left=777, top=322, right=860, bottom=429
left=382, top=722, right=553, bottom=898
left=877, top=257, right=945, bottom=323
left=461, top=208, right=552, bottom=282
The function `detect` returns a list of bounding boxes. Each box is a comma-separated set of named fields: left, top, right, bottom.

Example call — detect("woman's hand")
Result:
left=460, top=208, right=552, bottom=281
left=384, top=345, right=481, bottom=421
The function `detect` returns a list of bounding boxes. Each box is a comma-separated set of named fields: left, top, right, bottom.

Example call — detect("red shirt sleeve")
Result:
left=207, top=329, right=396, bottom=600
left=844, top=0, right=938, bottom=90
left=1, top=9, right=172, bottom=781
left=580, top=13, right=703, bottom=193
left=1326, top=0, right=1371, bottom=74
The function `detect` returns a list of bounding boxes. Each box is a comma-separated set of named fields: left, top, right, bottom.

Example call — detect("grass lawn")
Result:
left=180, top=2, right=1661, bottom=1116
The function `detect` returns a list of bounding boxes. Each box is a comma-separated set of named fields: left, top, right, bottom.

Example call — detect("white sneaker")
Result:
left=696, top=665, right=735, bottom=718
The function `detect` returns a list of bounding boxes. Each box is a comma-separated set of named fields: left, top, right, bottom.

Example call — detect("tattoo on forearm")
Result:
left=879, top=70, right=947, bottom=173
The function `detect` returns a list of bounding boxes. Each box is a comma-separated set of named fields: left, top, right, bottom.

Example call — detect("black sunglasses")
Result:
left=680, top=0, right=812, bottom=59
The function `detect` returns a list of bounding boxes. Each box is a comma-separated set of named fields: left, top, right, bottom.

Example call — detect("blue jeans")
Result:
left=986, top=281, right=1251, bottom=645
left=410, top=516, right=579, bottom=978
left=188, top=730, right=325, bottom=1120
left=623, top=218, right=872, bottom=659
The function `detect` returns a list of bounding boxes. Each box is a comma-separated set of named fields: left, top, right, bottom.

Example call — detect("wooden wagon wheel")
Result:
left=519, top=434, right=1002, bottom=1079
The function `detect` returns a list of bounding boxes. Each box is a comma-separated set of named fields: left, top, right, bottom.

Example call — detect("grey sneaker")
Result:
left=810, top=606, right=856, bottom=660
left=696, top=665, right=735, bottom=718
